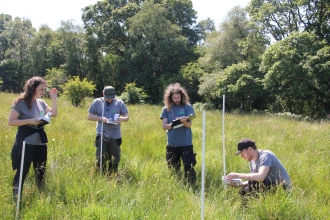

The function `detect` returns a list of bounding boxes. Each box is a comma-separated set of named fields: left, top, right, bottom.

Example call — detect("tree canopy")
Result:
left=1, top=0, right=330, bottom=117
left=248, top=0, right=330, bottom=43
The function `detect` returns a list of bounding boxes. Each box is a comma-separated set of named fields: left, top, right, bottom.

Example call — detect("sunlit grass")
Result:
left=0, top=93, right=329, bottom=219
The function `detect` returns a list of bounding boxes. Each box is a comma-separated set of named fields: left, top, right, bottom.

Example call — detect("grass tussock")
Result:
left=0, top=93, right=329, bottom=219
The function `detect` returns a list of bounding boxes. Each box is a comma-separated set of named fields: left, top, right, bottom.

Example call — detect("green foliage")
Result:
left=1, top=0, right=330, bottom=118
left=0, top=17, right=35, bottom=93
left=82, top=0, right=199, bottom=103
left=61, top=76, right=95, bottom=107
left=44, top=68, right=68, bottom=95
left=217, top=61, right=267, bottom=111
left=29, top=26, right=55, bottom=77
left=1, top=93, right=330, bottom=219
left=57, top=21, right=86, bottom=78
left=248, top=0, right=330, bottom=43
left=261, top=32, right=330, bottom=116
left=192, top=102, right=216, bottom=111
left=119, top=82, right=148, bottom=104
left=198, top=73, right=222, bottom=104
left=180, top=62, right=204, bottom=103
left=196, top=18, right=215, bottom=43
left=127, top=1, right=196, bottom=103
left=200, top=6, right=254, bottom=72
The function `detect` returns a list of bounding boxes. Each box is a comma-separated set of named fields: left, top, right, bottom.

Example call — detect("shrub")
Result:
left=193, top=102, right=216, bottom=111
left=119, top=82, right=148, bottom=104
left=61, top=76, right=95, bottom=107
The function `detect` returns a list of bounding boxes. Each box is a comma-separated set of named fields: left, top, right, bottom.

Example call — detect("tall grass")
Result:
left=0, top=93, right=329, bottom=219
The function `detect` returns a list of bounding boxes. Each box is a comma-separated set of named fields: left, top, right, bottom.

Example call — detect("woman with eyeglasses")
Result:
left=87, top=86, right=129, bottom=175
left=8, top=76, right=58, bottom=202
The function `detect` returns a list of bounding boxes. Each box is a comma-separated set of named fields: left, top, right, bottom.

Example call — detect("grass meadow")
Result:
left=0, top=93, right=329, bottom=219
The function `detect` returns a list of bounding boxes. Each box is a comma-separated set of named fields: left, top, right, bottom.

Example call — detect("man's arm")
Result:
left=162, top=118, right=173, bottom=130
left=87, top=112, right=108, bottom=123
left=226, top=166, right=270, bottom=182
left=180, top=116, right=192, bottom=128
left=117, top=113, right=129, bottom=123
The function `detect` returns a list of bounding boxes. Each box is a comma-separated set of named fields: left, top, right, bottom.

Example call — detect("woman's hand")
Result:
left=49, top=88, right=58, bottom=98
left=29, top=118, right=41, bottom=126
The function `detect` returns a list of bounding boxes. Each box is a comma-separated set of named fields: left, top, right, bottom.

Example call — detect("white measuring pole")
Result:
left=100, top=101, right=104, bottom=175
left=16, top=141, right=26, bottom=219
left=222, top=95, right=226, bottom=177
left=201, top=110, right=206, bottom=220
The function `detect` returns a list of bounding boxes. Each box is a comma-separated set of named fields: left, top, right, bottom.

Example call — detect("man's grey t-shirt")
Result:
left=12, top=99, right=49, bottom=145
left=160, top=104, right=194, bottom=147
left=250, top=150, right=291, bottom=189
left=88, top=98, right=128, bottom=139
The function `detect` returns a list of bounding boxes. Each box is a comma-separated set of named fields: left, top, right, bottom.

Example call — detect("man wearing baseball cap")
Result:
left=226, top=138, right=291, bottom=197
left=87, top=86, right=129, bottom=175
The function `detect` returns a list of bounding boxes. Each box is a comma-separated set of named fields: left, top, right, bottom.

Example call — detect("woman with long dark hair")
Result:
left=8, top=76, right=58, bottom=202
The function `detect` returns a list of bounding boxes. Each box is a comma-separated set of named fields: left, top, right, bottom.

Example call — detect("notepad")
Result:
left=171, top=114, right=195, bottom=129
left=222, top=176, right=242, bottom=187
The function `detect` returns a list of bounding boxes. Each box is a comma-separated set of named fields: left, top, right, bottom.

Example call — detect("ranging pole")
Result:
left=16, top=141, right=26, bottom=219
left=100, top=101, right=104, bottom=175
left=222, top=95, right=226, bottom=177
left=201, top=110, right=206, bottom=220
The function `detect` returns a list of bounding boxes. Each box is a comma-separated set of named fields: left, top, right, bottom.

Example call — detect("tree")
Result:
left=160, top=0, right=200, bottom=45
left=261, top=32, right=330, bottom=115
left=0, top=17, right=36, bottom=92
left=82, top=0, right=200, bottom=102
left=127, top=1, right=196, bottom=103
left=198, top=73, right=221, bottom=104
left=198, top=6, right=268, bottom=108
left=248, top=0, right=330, bottom=43
left=199, top=6, right=252, bottom=72
left=82, top=0, right=140, bottom=58
left=196, top=18, right=216, bottom=44
left=180, top=61, right=204, bottom=103
left=57, top=21, right=87, bottom=79
left=29, top=25, right=54, bottom=77
left=216, top=61, right=266, bottom=111
left=83, top=26, right=102, bottom=94
left=44, top=68, right=68, bottom=95
left=0, top=14, right=11, bottom=62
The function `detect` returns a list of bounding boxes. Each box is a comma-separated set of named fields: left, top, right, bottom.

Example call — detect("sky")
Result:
left=0, top=0, right=250, bottom=31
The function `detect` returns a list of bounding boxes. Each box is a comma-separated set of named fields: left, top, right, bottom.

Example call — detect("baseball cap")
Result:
left=103, top=86, right=115, bottom=99
left=235, top=138, right=256, bottom=155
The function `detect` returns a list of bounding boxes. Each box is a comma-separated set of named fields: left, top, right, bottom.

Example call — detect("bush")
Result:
left=193, top=102, right=216, bottom=111
left=119, top=82, right=148, bottom=104
left=61, top=76, right=95, bottom=107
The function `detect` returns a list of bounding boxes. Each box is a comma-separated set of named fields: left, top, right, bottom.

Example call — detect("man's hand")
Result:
left=225, top=173, right=241, bottom=188
left=179, top=116, right=189, bottom=122
left=226, top=172, right=240, bottom=179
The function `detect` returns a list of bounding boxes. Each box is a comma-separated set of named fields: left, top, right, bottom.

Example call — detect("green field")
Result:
left=1, top=93, right=329, bottom=219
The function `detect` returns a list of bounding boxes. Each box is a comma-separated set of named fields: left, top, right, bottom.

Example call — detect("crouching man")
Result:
left=226, top=138, right=291, bottom=197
